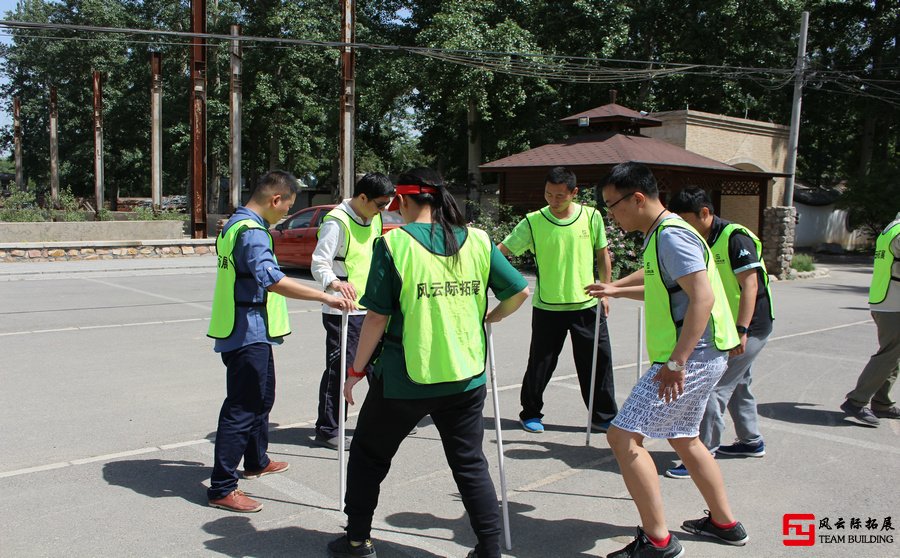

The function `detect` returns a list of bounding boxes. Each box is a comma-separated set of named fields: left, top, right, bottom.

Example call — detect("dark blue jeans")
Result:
left=317, top=313, right=366, bottom=438
left=208, top=342, right=275, bottom=500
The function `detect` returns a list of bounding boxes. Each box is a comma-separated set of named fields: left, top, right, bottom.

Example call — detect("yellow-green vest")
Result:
left=382, top=227, right=492, bottom=385
left=710, top=223, right=775, bottom=320
left=526, top=204, right=597, bottom=306
left=319, top=208, right=383, bottom=307
left=870, top=221, right=900, bottom=305
left=643, top=218, right=739, bottom=362
left=208, top=219, right=291, bottom=339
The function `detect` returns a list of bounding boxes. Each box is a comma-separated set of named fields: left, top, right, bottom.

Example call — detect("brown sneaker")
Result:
left=209, top=489, right=262, bottom=513
left=242, top=460, right=290, bottom=479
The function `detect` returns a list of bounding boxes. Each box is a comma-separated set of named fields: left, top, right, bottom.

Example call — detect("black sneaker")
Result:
left=607, top=527, right=685, bottom=558
left=873, top=405, right=900, bottom=419
left=840, top=400, right=881, bottom=426
left=682, top=510, right=749, bottom=546
left=327, top=535, right=376, bottom=558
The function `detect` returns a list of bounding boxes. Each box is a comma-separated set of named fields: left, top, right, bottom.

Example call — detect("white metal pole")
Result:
left=636, top=306, right=644, bottom=382
left=584, top=305, right=602, bottom=446
left=338, top=310, right=349, bottom=510
left=486, top=324, right=512, bottom=550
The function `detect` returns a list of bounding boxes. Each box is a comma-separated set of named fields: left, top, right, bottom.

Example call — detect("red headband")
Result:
left=388, top=184, right=440, bottom=211
left=395, top=184, right=439, bottom=195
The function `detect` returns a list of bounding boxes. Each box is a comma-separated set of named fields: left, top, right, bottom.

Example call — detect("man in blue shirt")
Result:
left=207, top=171, right=354, bottom=513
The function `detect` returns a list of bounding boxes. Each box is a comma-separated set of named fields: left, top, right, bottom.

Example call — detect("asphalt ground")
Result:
left=0, top=256, right=897, bottom=557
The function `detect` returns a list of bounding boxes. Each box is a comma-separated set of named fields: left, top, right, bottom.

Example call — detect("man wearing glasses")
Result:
left=311, top=173, right=396, bottom=449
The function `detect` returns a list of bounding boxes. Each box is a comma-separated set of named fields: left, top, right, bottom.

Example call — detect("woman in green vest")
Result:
left=327, top=168, right=529, bottom=558
left=585, top=162, right=748, bottom=558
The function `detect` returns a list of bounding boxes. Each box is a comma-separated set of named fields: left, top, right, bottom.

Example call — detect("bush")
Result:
left=467, top=200, right=533, bottom=269
left=791, top=253, right=816, bottom=272
left=0, top=187, right=48, bottom=222
left=55, top=187, right=88, bottom=221
left=130, top=206, right=189, bottom=221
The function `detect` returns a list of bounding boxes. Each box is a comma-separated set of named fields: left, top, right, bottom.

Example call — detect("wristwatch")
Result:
left=736, top=325, right=749, bottom=334
left=665, top=359, right=685, bottom=372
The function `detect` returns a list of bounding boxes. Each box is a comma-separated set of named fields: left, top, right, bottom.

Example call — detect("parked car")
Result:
left=270, top=204, right=403, bottom=268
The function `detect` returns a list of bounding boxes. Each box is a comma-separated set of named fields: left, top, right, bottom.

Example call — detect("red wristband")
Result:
left=348, top=365, right=366, bottom=378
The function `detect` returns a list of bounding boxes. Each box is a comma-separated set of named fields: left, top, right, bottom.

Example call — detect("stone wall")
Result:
left=0, top=239, right=215, bottom=263
left=0, top=220, right=184, bottom=242
left=763, top=206, right=797, bottom=279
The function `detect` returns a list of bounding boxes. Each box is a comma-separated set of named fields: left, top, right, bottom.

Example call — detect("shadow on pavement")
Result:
left=102, top=458, right=209, bottom=506
left=758, top=402, right=861, bottom=427
left=386, top=500, right=633, bottom=557
left=203, top=515, right=442, bottom=557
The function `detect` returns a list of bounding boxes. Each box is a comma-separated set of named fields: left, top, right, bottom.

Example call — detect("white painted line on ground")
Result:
left=759, top=417, right=900, bottom=455
left=83, top=277, right=212, bottom=311
left=0, top=318, right=880, bottom=480
left=70, top=446, right=160, bottom=465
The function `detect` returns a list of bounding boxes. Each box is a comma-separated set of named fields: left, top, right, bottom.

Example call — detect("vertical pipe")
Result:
left=190, top=0, right=208, bottom=238
left=13, top=96, right=23, bottom=191
left=49, top=87, right=59, bottom=206
left=151, top=52, right=163, bottom=212
left=782, top=11, right=809, bottom=207
left=93, top=70, right=104, bottom=215
left=338, top=0, right=356, bottom=200
left=230, top=24, right=242, bottom=211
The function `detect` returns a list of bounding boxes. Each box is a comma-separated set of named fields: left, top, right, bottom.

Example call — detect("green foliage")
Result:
left=130, top=206, right=188, bottom=221
left=0, top=186, right=47, bottom=221
left=466, top=200, right=533, bottom=269
left=791, top=253, right=816, bottom=272
left=55, top=187, right=88, bottom=221
left=837, top=160, right=900, bottom=237
left=0, top=0, right=894, bottom=211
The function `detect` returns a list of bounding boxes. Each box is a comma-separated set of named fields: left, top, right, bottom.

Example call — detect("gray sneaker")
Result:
left=315, top=434, right=352, bottom=450
left=682, top=510, right=749, bottom=546
left=607, top=527, right=685, bottom=557
left=840, top=400, right=880, bottom=426
left=873, top=406, right=900, bottom=419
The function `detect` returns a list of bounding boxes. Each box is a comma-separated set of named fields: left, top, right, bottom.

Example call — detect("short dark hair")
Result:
left=354, top=172, right=395, bottom=199
left=545, top=166, right=577, bottom=191
left=668, top=186, right=715, bottom=216
left=251, top=170, right=299, bottom=202
left=602, top=162, right=659, bottom=199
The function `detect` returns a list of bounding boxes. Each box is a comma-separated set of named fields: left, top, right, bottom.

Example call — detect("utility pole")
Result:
left=13, top=96, right=23, bottom=191
left=782, top=11, right=809, bottom=207
left=49, top=87, right=59, bottom=206
left=93, top=70, right=105, bottom=215
left=229, top=24, right=242, bottom=212
left=150, top=52, right=163, bottom=212
left=339, top=0, right=356, bottom=200
left=189, top=0, right=207, bottom=237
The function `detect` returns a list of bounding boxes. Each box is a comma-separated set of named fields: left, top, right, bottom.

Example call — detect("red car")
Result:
left=270, top=204, right=404, bottom=268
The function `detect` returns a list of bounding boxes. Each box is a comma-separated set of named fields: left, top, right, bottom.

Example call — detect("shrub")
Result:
left=791, top=253, right=816, bottom=272
left=467, top=200, right=533, bottom=269
left=130, top=206, right=189, bottom=221
left=0, top=187, right=48, bottom=222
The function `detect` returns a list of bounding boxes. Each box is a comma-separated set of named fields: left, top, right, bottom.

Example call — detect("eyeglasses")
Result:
left=605, top=192, right=635, bottom=211
left=372, top=198, right=391, bottom=209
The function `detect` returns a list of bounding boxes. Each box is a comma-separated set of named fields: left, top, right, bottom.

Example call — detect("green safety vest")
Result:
left=318, top=208, right=383, bottom=307
left=526, top=204, right=598, bottom=306
left=208, top=219, right=291, bottom=339
left=643, top=218, right=739, bottom=362
left=869, top=221, right=900, bottom=305
left=383, top=227, right=492, bottom=385
left=710, top=223, right=775, bottom=320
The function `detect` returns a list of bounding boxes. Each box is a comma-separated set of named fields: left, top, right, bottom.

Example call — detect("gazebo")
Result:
left=480, top=95, right=785, bottom=232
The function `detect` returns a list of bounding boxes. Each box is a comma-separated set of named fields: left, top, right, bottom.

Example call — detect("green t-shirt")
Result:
left=361, top=223, right=528, bottom=399
left=501, top=203, right=609, bottom=311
